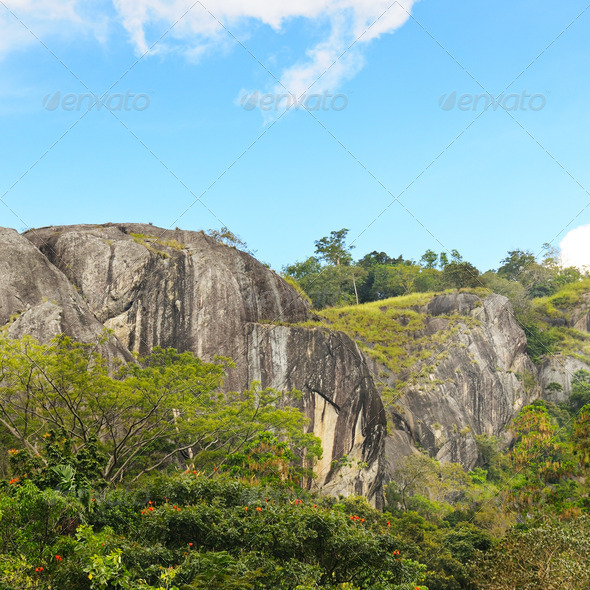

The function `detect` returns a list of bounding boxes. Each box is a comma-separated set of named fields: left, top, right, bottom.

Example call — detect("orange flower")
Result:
left=188, top=542, right=193, bottom=547
left=256, top=507, right=262, bottom=511
left=55, top=555, right=62, bottom=562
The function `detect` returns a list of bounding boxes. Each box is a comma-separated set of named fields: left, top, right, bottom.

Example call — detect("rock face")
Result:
left=534, top=290, right=590, bottom=403
left=570, top=293, right=590, bottom=333
left=0, top=227, right=129, bottom=360
left=540, top=356, right=590, bottom=403
left=21, top=223, right=387, bottom=504
left=368, top=293, right=539, bottom=471
left=245, top=323, right=386, bottom=499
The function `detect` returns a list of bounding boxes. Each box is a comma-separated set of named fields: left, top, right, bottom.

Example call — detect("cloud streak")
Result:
left=0, top=0, right=416, bottom=95
left=0, top=0, right=109, bottom=58
left=113, top=0, right=417, bottom=95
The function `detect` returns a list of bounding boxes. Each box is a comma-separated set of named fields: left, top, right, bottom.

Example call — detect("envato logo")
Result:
left=439, top=90, right=546, bottom=112
left=43, top=90, right=150, bottom=112
left=239, top=90, right=348, bottom=112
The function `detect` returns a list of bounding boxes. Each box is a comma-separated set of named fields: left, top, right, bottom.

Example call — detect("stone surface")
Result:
left=372, top=293, right=540, bottom=471
left=22, top=223, right=387, bottom=505
left=0, top=227, right=129, bottom=360
left=570, top=293, right=590, bottom=333
left=539, top=355, right=590, bottom=403
left=245, top=323, right=386, bottom=500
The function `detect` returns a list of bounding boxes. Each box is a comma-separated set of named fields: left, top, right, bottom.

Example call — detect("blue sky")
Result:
left=1, top=0, right=589, bottom=272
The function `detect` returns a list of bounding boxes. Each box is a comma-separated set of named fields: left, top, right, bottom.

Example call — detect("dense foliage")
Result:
left=283, top=231, right=586, bottom=320
left=2, top=235, right=590, bottom=589
left=3, top=393, right=589, bottom=589
left=0, top=335, right=321, bottom=487
left=0, top=474, right=428, bottom=590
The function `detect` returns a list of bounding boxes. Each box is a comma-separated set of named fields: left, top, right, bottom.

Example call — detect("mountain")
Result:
left=2, top=223, right=589, bottom=506
left=4, top=223, right=386, bottom=504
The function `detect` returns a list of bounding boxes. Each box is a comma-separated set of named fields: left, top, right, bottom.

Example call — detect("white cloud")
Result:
left=0, top=1, right=108, bottom=58
left=112, top=0, right=417, bottom=95
left=560, top=224, right=590, bottom=271
left=0, top=0, right=416, bottom=96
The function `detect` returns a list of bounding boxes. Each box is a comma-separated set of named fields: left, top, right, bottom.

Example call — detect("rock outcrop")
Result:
left=540, top=355, right=590, bottom=403
left=245, top=323, right=386, bottom=499
left=358, top=293, right=539, bottom=471
left=570, top=293, right=590, bottom=333
left=0, top=227, right=129, bottom=360
left=532, top=290, right=590, bottom=403
left=20, top=223, right=386, bottom=504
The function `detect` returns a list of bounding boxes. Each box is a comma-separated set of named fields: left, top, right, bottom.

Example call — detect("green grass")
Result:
left=532, top=278, right=590, bottom=321
left=129, top=233, right=188, bottom=258
left=307, top=293, right=477, bottom=404
left=529, top=279, right=590, bottom=363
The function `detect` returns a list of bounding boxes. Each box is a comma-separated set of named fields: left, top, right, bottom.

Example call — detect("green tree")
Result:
left=283, top=257, right=322, bottom=281
left=507, top=405, right=576, bottom=515
left=373, top=263, right=426, bottom=298
left=498, top=249, right=536, bottom=281
left=471, top=517, right=590, bottom=590
left=570, top=369, right=590, bottom=413
left=314, top=228, right=354, bottom=266
left=573, top=404, right=590, bottom=467
left=420, top=249, right=438, bottom=269
left=522, top=322, right=557, bottom=363
left=0, top=335, right=321, bottom=485
left=357, top=251, right=403, bottom=268
left=356, top=252, right=405, bottom=303
left=441, top=261, right=480, bottom=289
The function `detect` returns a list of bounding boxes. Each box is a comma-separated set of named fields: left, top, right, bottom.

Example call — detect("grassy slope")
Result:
left=304, top=289, right=488, bottom=404
left=530, top=278, right=590, bottom=364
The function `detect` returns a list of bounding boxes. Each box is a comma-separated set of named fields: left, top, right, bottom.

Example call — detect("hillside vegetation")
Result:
left=1, top=321, right=590, bottom=588
left=309, top=291, right=485, bottom=403
left=2, top=230, right=590, bottom=589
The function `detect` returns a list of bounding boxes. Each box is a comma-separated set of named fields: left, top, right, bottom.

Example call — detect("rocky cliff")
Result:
left=0, top=227, right=129, bottom=361
left=536, top=289, right=590, bottom=403
left=319, top=291, right=540, bottom=472
left=5, top=223, right=386, bottom=504
left=6, top=222, right=588, bottom=504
